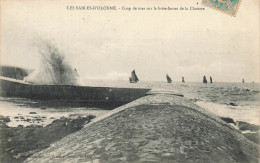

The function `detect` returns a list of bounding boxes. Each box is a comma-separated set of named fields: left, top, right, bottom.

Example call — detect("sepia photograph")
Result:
left=0, top=0, right=259, bottom=162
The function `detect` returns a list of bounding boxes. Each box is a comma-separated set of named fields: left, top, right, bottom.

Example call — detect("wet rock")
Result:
left=0, top=121, right=9, bottom=128
left=229, top=102, right=237, bottom=106
left=71, top=117, right=89, bottom=129
left=29, top=112, right=37, bottom=114
left=0, top=115, right=95, bottom=163
left=17, top=125, right=23, bottom=129
left=237, top=121, right=260, bottom=131
left=0, top=116, right=10, bottom=122
left=220, top=117, right=236, bottom=125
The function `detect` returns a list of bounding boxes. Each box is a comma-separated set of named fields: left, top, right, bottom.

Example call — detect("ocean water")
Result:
left=0, top=80, right=259, bottom=127
left=79, top=80, right=260, bottom=125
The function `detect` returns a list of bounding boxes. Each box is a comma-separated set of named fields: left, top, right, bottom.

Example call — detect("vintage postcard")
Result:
left=0, top=0, right=259, bottom=162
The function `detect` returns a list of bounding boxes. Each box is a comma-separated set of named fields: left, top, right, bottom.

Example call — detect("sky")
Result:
left=1, top=0, right=259, bottom=82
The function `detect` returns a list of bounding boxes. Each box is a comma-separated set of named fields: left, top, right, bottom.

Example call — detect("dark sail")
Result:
left=242, top=79, right=245, bottom=83
left=182, top=77, right=185, bottom=83
left=203, top=75, right=207, bottom=84
left=166, top=74, right=172, bottom=83
left=210, top=76, right=213, bottom=83
left=129, top=70, right=139, bottom=83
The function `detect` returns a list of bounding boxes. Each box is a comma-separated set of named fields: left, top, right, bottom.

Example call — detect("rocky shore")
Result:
left=220, top=118, right=260, bottom=144
left=25, top=94, right=259, bottom=163
left=0, top=115, right=95, bottom=163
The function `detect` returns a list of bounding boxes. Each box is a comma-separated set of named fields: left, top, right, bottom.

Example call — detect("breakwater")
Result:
left=0, top=77, right=150, bottom=108
left=25, top=94, right=259, bottom=163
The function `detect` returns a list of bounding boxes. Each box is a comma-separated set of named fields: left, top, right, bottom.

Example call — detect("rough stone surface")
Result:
left=243, top=132, right=259, bottom=144
left=25, top=95, right=259, bottom=163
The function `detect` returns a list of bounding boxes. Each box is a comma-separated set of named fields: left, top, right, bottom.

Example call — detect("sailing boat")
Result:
left=203, top=75, right=207, bottom=84
left=129, top=70, right=139, bottom=83
left=182, top=77, right=185, bottom=83
left=166, top=74, right=172, bottom=83
left=210, top=76, right=213, bottom=83
left=242, top=79, right=245, bottom=83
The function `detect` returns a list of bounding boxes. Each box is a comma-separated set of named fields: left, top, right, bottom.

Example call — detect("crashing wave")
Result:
left=24, top=41, right=79, bottom=85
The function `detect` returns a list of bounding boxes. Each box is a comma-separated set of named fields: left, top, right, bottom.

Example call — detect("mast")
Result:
left=166, top=74, right=172, bottom=83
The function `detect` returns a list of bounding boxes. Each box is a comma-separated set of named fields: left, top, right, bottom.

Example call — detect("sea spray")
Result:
left=24, top=41, right=79, bottom=85
left=196, top=101, right=260, bottom=125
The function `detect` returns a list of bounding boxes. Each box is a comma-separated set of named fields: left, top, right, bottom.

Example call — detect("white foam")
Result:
left=196, top=101, right=260, bottom=125
left=24, top=41, right=79, bottom=85
left=0, top=100, right=109, bottom=127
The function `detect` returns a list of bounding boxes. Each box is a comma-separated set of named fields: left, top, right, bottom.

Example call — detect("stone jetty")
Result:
left=25, top=94, right=259, bottom=163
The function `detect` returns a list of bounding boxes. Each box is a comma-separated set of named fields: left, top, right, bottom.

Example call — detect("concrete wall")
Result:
left=0, top=77, right=150, bottom=108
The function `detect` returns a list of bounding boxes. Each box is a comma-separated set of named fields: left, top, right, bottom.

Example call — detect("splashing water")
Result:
left=24, top=42, right=79, bottom=85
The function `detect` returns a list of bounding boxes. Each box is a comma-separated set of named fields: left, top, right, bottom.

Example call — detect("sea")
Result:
left=0, top=80, right=259, bottom=127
